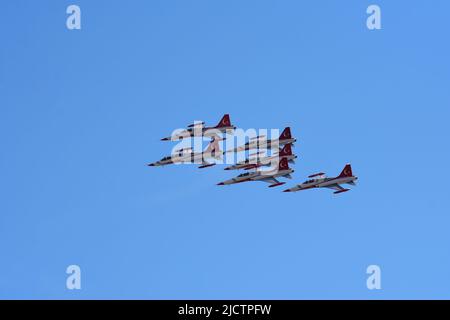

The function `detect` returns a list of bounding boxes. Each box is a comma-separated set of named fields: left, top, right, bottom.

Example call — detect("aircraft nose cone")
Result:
left=283, top=189, right=291, bottom=192
left=147, top=163, right=155, bottom=167
left=217, top=182, right=225, bottom=186
left=224, top=167, right=230, bottom=170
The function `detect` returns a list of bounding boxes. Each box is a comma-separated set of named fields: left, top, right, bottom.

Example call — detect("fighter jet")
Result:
left=217, top=157, right=294, bottom=188
left=148, top=137, right=223, bottom=168
left=224, top=143, right=297, bottom=171
left=226, top=127, right=296, bottom=153
left=283, top=164, right=357, bottom=194
left=161, top=114, right=235, bottom=141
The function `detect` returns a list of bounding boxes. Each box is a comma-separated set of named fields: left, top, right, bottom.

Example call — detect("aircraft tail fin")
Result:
left=338, top=164, right=353, bottom=178
left=205, top=137, right=223, bottom=159
left=279, top=143, right=293, bottom=157
left=279, top=127, right=292, bottom=140
left=215, top=114, right=231, bottom=128
left=278, top=157, right=290, bottom=171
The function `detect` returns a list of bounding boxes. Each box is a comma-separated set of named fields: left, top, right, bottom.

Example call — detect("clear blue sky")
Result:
left=1, top=0, right=450, bottom=299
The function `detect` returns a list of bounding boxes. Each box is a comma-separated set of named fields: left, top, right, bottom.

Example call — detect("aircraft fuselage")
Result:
left=225, top=154, right=297, bottom=170
left=218, top=168, right=294, bottom=185
left=148, top=151, right=216, bottom=166
left=230, top=138, right=297, bottom=153
left=299, top=176, right=357, bottom=190
left=162, top=126, right=235, bottom=141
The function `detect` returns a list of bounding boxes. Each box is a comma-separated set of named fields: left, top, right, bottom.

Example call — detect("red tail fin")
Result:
left=279, top=144, right=293, bottom=157
left=205, top=137, right=221, bottom=154
left=215, top=114, right=231, bottom=128
left=278, top=157, right=289, bottom=171
left=338, top=164, right=353, bottom=178
left=279, top=127, right=291, bottom=140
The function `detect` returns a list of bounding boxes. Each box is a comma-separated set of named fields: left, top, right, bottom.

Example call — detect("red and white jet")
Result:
left=224, top=143, right=297, bottom=171
left=283, top=164, right=357, bottom=194
left=217, top=158, right=294, bottom=188
left=226, top=127, right=296, bottom=153
left=161, top=114, right=235, bottom=141
left=148, top=137, right=223, bottom=169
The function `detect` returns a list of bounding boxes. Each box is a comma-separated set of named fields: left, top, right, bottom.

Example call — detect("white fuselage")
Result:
left=225, top=154, right=297, bottom=170
left=299, top=176, right=357, bottom=189
left=150, top=151, right=217, bottom=166
left=230, top=138, right=296, bottom=153
left=220, top=168, right=294, bottom=185
left=163, top=126, right=235, bottom=141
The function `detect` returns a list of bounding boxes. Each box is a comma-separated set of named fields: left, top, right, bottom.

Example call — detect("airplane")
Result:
left=148, top=137, right=223, bottom=168
left=283, top=164, right=357, bottom=194
left=161, top=114, right=235, bottom=141
left=226, top=127, right=296, bottom=153
left=217, top=157, right=294, bottom=188
left=224, top=143, right=297, bottom=171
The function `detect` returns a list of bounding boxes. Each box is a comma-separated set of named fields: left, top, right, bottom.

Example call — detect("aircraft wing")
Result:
left=198, top=160, right=216, bottom=169
left=325, top=184, right=350, bottom=194
left=324, top=184, right=345, bottom=191
left=260, top=177, right=279, bottom=184
left=260, top=177, right=285, bottom=188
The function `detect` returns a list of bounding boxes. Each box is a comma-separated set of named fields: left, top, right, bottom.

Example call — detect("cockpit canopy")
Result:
left=237, top=172, right=251, bottom=178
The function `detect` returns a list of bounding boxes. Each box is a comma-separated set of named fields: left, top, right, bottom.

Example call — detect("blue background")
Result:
left=1, top=0, right=449, bottom=299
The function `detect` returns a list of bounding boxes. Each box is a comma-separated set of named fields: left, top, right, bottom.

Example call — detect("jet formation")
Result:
left=148, top=114, right=357, bottom=194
